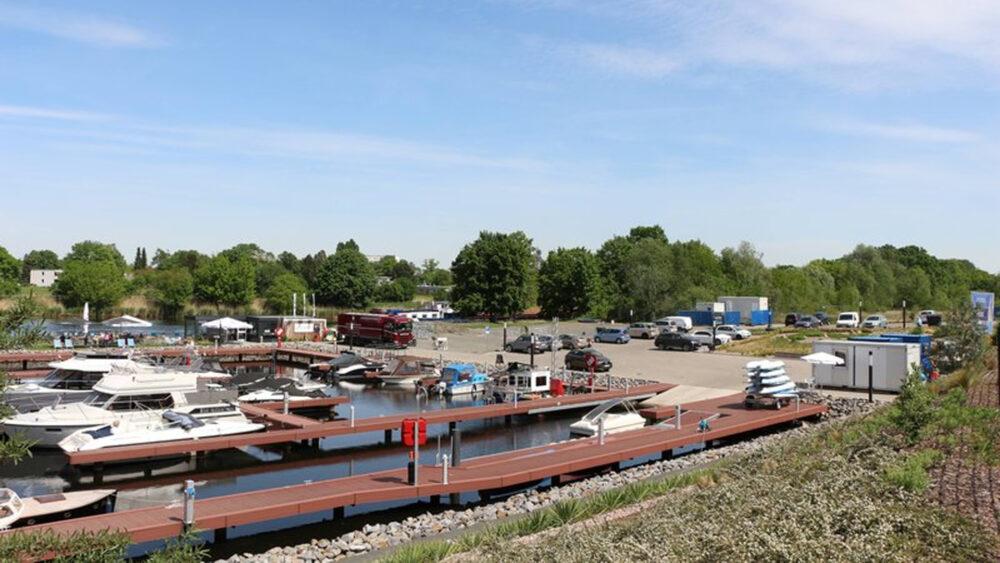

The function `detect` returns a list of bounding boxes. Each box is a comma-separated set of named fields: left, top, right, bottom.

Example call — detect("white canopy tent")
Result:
left=103, top=314, right=153, bottom=328
left=201, top=317, right=252, bottom=342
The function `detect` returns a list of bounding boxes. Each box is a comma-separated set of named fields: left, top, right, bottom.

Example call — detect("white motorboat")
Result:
left=237, top=388, right=325, bottom=403
left=1, top=372, right=240, bottom=447
left=5, top=356, right=229, bottom=413
left=59, top=410, right=264, bottom=453
left=569, top=398, right=646, bottom=437
left=0, top=487, right=116, bottom=529
left=376, top=356, right=438, bottom=387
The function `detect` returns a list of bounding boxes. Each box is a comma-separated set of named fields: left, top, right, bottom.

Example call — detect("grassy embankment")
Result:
left=381, top=369, right=1000, bottom=562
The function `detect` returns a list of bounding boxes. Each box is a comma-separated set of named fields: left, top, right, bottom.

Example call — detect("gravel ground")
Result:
left=216, top=393, right=877, bottom=563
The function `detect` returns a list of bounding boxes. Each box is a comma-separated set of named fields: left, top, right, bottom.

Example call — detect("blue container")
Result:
left=750, top=310, right=772, bottom=326
left=676, top=311, right=713, bottom=326
left=849, top=333, right=932, bottom=361
left=723, top=311, right=741, bottom=325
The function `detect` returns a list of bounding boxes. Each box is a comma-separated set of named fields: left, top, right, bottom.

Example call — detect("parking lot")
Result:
left=410, top=321, right=813, bottom=392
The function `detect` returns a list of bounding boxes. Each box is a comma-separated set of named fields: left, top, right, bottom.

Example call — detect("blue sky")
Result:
left=0, top=1, right=997, bottom=271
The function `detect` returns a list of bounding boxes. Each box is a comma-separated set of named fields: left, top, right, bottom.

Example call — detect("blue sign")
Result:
left=971, top=291, right=995, bottom=333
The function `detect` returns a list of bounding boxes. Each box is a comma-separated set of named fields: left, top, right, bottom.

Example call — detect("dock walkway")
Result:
left=5, top=393, right=825, bottom=544
left=66, top=384, right=672, bottom=466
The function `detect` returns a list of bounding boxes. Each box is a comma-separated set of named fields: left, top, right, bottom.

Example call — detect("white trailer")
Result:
left=718, top=296, right=769, bottom=324
left=810, top=340, right=921, bottom=392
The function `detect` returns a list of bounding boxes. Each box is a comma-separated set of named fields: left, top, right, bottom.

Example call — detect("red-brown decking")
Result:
left=64, top=384, right=673, bottom=466
left=4, top=393, right=825, bottom=544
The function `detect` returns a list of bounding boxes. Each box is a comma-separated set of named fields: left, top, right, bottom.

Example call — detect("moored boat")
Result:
left=0, top=488, right=116, bottom=529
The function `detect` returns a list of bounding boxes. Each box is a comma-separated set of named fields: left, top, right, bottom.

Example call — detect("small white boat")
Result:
left=0, top=487, right=116, bottom=529
left=754, top=381, right=797, bottom=395
left=569, top=398, right=646, bottom=437
left=59, top=410, right=265, bottom=453
left=377, top=356, right=438, bottom=387
left=746, top=374, right=791, bottom=386
left=237, top=388, right=324, bottom=403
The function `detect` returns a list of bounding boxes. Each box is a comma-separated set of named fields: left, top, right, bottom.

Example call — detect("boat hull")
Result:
left=10, top=491, right=116, bottom=529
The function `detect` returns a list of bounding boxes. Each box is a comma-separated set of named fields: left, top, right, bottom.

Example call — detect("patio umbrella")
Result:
left=800, top=352, right=845, bottom=366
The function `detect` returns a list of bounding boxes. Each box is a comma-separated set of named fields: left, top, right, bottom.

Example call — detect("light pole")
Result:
left=859, top=300, right=864, bottom=330
left=868, top=350, right=874, bottom=403
left=902, top=300, right=907, bottom=330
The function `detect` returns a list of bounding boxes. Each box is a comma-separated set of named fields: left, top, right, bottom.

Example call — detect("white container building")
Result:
left=718, top=296, right=769, bottom=324
left=810, top=340, right=921, bottom=392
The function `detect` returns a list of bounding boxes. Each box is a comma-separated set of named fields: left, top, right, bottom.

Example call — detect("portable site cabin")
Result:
left=718, top=297, right=769, bottom=325
left=245, top=315, right=328, bottom=341
left=811, top=340, right=922, bottom=392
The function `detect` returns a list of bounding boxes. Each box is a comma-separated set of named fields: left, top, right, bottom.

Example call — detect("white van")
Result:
left=655, top=316, right=693, bottom=332
left=835, top=312, right=860, bottom=328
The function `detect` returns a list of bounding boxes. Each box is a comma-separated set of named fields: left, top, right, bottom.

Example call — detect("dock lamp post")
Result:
left=902, top=300, right=907, bottom=330
left=709, top=306, right=717, bottom=352
left=183, top=480, right=196, bottom=532
left=868, top=350, right=874, bottom=403
left=859, top=300, right=864, bottom=330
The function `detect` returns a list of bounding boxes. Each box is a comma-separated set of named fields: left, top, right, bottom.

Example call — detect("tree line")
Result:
left=1, top=227, right=997, bottom=322
left=0, top=240, right=452, bottom=320
left=449, top=226, right=1000, bottom=321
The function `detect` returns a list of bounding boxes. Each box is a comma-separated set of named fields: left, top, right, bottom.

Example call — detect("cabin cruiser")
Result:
left=434, top=363, right=490, bottom=396
left=308, top=352, right=384, bottom=381
left=376, top=356, right=439, bottom=387
left=5, top=356, right=229, bottom=413
left=0, top=487, right=116, bottom=529
left=491, top=363, right=558, bottom=402
left=1, top=372, right=238, bottom=447
left=59, top=410, right=265, bottom=453
left=569, top=398, right=646, bottom=437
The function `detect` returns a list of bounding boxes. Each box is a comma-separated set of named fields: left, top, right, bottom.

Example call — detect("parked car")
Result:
left=594, top=327, right=631, bottom=344
left=505, top=334, right=553, bottom=353
left=814, top=312, right=831, bottom=325
left=564, top=348, right=612, bottom=372
left=784, top=313, right=801, bottom=326
left=690, top=330, right=731, bottom=347
left=627, top=322, right=658, bottom=339
left=836, top=312, right=860, bottom=328
left=795, top=315, right=822, bottom=328
left=861, top=314, right=888, bottom=329
left=916, top=310, right=939, bottom=327
left=654, top=331, right=701, bottom=351
left=715, top=324, right=751, bottom=340
left=654, top=316, right=693, bottom=332
left=555, top=333, right=588, bottom=350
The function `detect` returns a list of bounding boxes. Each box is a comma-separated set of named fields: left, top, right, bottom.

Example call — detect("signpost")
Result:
left=402, top=418, right=427, bottom=485
left=586, top=353, right=597, bottom=393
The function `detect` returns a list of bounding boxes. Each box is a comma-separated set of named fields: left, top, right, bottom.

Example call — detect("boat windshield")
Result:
left=79, top=391, right=115, bottom=407
left=84, top=425, right=114, bottom=439
left=41, top=369, right=105, bottom=390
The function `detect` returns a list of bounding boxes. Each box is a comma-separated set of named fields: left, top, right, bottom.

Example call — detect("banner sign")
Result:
left=970, top=291, right=995, bottom=333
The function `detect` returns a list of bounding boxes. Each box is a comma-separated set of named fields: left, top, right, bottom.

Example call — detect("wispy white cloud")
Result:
left=565, top=43, right=682, bottom=78
left=0, top=4, right=162, bottom=47
left=523, top=0, right=1000, bottom=86
left=0, top=104, right=111, bottom=122
left=814, top=118, right=981, bottom=144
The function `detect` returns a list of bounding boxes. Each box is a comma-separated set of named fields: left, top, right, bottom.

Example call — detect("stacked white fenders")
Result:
left=745, top=360, right=798, bottom=399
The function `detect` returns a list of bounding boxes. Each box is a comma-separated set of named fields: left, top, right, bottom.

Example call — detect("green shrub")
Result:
left=884, top=449, right=941, bottom=492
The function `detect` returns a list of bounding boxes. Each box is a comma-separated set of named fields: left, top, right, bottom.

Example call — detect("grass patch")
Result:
left=883, top=449, right=942, bottom=492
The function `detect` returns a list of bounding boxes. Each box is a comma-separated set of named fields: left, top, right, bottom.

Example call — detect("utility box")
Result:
left=811, top=340, right=921, bottom=392
left=719, top=296, right=769, bottom=325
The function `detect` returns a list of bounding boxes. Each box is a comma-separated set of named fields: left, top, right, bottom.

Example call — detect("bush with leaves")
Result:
left=932, top=303, right=987, bottom=373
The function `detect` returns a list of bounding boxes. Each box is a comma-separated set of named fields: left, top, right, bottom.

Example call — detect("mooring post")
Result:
left=451, top=424, right=462, bottom=467
left=676, top=404, right=682, bottom=429
left=384, top=428, right=392, bottom=444
left=349, top=405, right=356, bottom=428
left=282, top=391, right=290, bottom=415
left=442, top=454, right=450, bottom=485
left=598, top=417, right=606, bottom=446
left=183, top=479, right=196, bottom=532
left=214, top=528, right=227, bottom=542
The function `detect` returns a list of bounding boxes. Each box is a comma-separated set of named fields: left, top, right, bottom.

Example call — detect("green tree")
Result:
left=451, top=231, right=536, bottom=319
left=390, top=259, right=417, bottom=280
left=193, top=255, right=256, bottom=309
left=20, top=249, right=60, bottom=282
left=277, top=251, right=300, bottom=275
left=147, top=268, right=194, bottom=320
left=264, top=272, right=308, bottom=313
left=538, top=247, right=605, bottom=319
left=620, top=238, right=674, bottom=320
left=299, top=251, right=327, bottom=288
left=720, top=241, right=770, bottom=296
left=376, top=277, right=417, bottom=303
left=0, top=245, right=20, bottom=297
left=64, top=240, right=126, bottom=269
left=153, top=249, right=208, bottom=273
left=420, top=258, right=453, bottom=286
left=315, top=243, right=376, bottom=307
left=52, top=260, right=127, bottom=318
left=133, top=247, right=144, bottom=270
left=254, top=260, right=288, bottom=294
left=932, top=303, right=987, bottom=373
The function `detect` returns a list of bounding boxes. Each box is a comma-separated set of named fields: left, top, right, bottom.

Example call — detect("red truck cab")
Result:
left=337, top=313, right=414, bottom=348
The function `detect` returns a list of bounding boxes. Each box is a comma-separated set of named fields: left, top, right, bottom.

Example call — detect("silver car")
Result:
left=861, top=314, right=888, bottom=329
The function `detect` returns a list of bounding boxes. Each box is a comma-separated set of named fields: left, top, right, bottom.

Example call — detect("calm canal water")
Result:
left=1, top=362, right=600, bottom=558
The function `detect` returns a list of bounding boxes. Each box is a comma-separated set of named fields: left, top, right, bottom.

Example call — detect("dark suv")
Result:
left=784, top=313, right=801, bottom=326
left=564, top=348, right=612, bottom=372
left=655, top=331, right=701, bottom=351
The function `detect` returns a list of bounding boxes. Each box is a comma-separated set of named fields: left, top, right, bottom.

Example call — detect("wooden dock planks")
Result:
left=6, top=393, right=826, bottom=546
